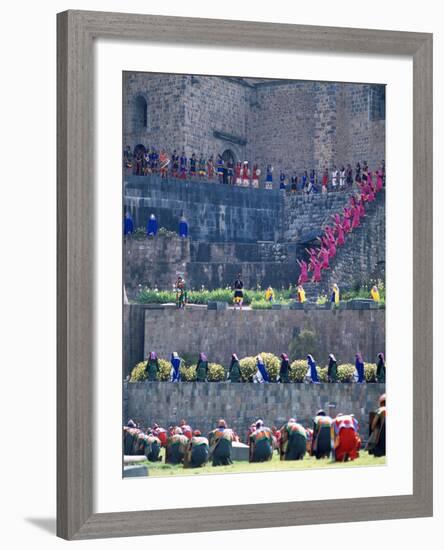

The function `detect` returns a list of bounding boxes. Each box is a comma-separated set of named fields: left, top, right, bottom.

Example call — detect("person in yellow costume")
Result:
left=330, top=283, right=340, bottom=304
left=265, top=286, right=275, bottom=302
left=296, top=285, right=306, bottom=303
left=370, top=285, right=380, bottom=302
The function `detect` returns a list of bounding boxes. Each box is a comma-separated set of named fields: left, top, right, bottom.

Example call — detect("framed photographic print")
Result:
left=57, top=10, right=433, bottom=540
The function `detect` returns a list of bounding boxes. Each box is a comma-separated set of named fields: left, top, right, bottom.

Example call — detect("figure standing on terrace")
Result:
left=252, top=163, right=260, bottom=188
left=327, top=353, right=338, bottom=382
left=189, top=153, right=197, bottom=177
left=331, top=283, right=340, bottom=304
left=198, top=155, right=206, bottom=178
left=355, top=161, right=361, bottom=183
left=123, top=145, right=133, bottom=169
left=265, top=286, right=275, bottom=302
left=123, top=211, right=134, bottom=237
left=346, top=163, right=353, bottom=187
left=339, top=165, right=346, bottom=189
left=265, top=164, right=273, bottom=189
left=297, top=259, right=309, bottom=285
left=331, top=165, right=338, bottom=190
left=207, top=155, right=214, bottom=179
left=280, top=170, right=286, bottom=190
left=254, top=355, right=270, bottom=383
left=306, top=354, right=320, bottom=383
left=175, top=276, right=187, bottom=309
left=196, top=352, right=208, bottom=382
left=355, top=353, right=365, bottom=384
left=296, top=284, right=306, bottom=303
left=242, top=161, right=250, bottom=187
left=159, top=149, right=170, bottom=178
left=179, top=151, right=187, bottom=179
left=321, top=168, right=329, bottom=193
left=146, top=213, right=158, bottom=237
left=171, top=150, right=179, bottom=177
left=216, top=154, right=224, bottom=183
left=279, top=353, right=290, bottom=383
left=235, top=161, right=242, bottom=185
left=145, top=351, right=159, bottom=381
left=170, top=352, right=182, bottom=382
left=227, top=353, right=241, bottom=383
left=376, top=353, right=386, bottom=383
left=232, top=272, right=244, bottom=310
left=178, top=215, right=188, bottom=238
left=227, top=158, right=234, bottom=185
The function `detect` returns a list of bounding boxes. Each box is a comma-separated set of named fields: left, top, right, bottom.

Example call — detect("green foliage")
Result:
left=239, top=356, right=256, bottom=382
left=179, top=364, right=197, bottom=382
left=364, top=363, right=377, bottom=383
left=157, top=227, right=177, bottom=237
left=251, top=300, right=272, bottom=310
left=260, top=352, right=280, bottom=382
left=336, top=363, right=356, bottom=383
left=130, top=359, right=171, bottom=382
left=289, top=360, right=307, bottom=382
left=316, top=293, right=328, bottom=305
left=238, top=353, right=280, bottom=382
left=317, top=366, right=328, bottom=382
left=288, top=329, right=318, bottom=361
left=207, top=363, right=226, bottom=381
left=133, top=226, right=147, bottom=240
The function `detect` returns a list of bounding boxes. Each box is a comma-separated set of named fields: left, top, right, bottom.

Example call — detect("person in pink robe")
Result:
left=319, top=247, right=330, bottom=269
left=351, top=205, right=361, bottom=229
left=297, top=259, right=309, bottom=285
left=335, top=222, right=345, bottom=246
left=311, top=258, right=322, bottom=282
left=342, top=208, right=352, bottom=233
left=328, top=239, right=337, bottom=259
left=358, top=196, right=366, bottom=217
left=375, top=170, right=383, bottom=192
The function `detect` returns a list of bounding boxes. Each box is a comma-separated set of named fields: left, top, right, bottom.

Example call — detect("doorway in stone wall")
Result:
left=221, top=149, right=236, bottom=165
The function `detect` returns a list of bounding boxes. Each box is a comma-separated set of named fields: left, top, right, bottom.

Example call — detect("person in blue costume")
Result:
left=255, top=355, right=270, bottom=383
left=355, top=352, right=365, bottom=383
left=170, top=352, right=181, bottom=382
left=123, top=212, right=134, bottom=237
left=179, top=215, right=188, bottom=238
left=265, top=164, right=273, bottom=189
left=306, top=354, right=319, bottom=383
left=179, top=151, right=187, bottom=179
left=279, top=170, right=286, bottom=190
left=146, top=213, right=158, bottom=237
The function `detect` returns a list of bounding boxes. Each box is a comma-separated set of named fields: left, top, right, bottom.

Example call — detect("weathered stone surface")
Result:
left=123, top=464, right=149, bottom=477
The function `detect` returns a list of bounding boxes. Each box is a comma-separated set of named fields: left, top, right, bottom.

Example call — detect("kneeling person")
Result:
left=279, top=418, right=307, bottom=460
left=208, top=419, right=235, bottom=466
left=249, top=420, right=275, bottom=462
left=185, top=430, right=210, bottom=468
left=165, top=428, right=189, bottom=465
left=311, top=410, right=332, bottom=459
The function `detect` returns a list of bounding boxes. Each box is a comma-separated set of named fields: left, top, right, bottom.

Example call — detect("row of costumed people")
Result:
left=123, top=212, right=188, bottom=238
left=142, top=351, right=386, bottom=384
left=123, top=395, right=386, bottom=468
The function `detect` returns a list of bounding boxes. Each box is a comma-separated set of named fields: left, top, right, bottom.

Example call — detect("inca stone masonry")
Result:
left=124, top=73, right=385, bottom=173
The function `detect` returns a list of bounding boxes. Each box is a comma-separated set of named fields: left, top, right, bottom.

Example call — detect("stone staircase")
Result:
left=300, top=189, right=386, bottom=300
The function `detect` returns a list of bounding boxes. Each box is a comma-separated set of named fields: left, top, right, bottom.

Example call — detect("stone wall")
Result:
left=136, top=307, right=385, bottom=371
left=124, top=74, right=385, bottom=176
left=123, top=381, right=385, bottom=443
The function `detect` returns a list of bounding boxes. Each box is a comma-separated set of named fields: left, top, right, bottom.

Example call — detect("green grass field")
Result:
left=140, top=449, right=385, bottom=477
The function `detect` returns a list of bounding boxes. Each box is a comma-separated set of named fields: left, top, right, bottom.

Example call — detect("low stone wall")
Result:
left=136, top=307, right=385, bottom=371
left=123, top=381, right=385, bottom=443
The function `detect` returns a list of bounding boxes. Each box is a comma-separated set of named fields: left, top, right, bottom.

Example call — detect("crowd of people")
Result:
left=123, top=145, right=385, bottom=193
left=123, top=393, right=386, bottom=469
left=141, top=351, right=386, bottom=384
left=296, top=171, right=385, bottom=285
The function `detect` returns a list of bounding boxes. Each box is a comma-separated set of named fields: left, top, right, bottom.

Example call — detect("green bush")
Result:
left=238, top=353, right=280, bottom=382
left=179, top=364, right=197, bottom=382
left=207, top=363, right=226, bottom=381
left=364, top=363, right=377, bottom=383
left=251, top=300, right=272, bottom=310
left=133, top=226, right=146, bottom=240
left=336, top=363, right=356, bottom=383
left=317, top=366, right=328, bottom=382
left=239, top=356, right=256, bottom=382
left=289, top=359, right=307, bottom=382
left=130, top=358, right=171, bottom=382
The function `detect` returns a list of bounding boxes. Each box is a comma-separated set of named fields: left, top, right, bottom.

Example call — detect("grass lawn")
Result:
left=140, top=449, right=385, bottom=477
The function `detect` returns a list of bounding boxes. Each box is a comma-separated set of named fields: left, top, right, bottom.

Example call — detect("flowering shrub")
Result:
left=239, top=357, right=256, bottom=382
left=179, top=364, right=197, bottom=382
left=289, top=360, right=307, bottom=382
left=238, top=353, right=280, bottom=381
left=207, top=363, right=226, bottom=381
left=130, top=358, right=171, bottom=382
left=364, top=363, right=378, bottom=382
left=336, top=363, right=356, bottom=382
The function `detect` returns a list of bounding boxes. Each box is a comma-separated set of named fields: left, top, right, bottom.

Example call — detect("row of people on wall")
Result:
left=142, top=351, right=386, bottom=384
left=123, top=145, right=385, bottom=192
left=123, top=212, right=188, bottom=238
left=123, top=394, right=386, bottom=467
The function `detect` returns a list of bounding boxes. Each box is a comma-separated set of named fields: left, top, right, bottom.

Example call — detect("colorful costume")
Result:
left=331, top=284, right=340, bottom=304
left=242, top=162, right=250, bottom=186
left=165, top=432, right=189, bottom=464
left=170, top=352, right=181, bottom=382
left=255, top=355, right=270, bottom=383
left=249, top=425, right=274, bottom=462
left=145, top=351, right=159, bottom=381
left=311, top=412, right=332, bottom=458
left=146, top=214, right=158, bottom=236
left=175, top=277, right=187, bottom=309
left=332, top=414, right=361, bottom=461
left=376, top=352, right=386, bottom=383
left=179, top=154, right=187, bottom=179
left=123, top=213, right=134, bottom=236
left=327, top=354, right=338, bottom=382
left=235, top=162, right=242, bottom=185
left=279, top=353, right=290, bottom=383
left=189, top=154, right=197, bottom=177
left=186, top=434, right=209, bottom=467
left=179, top=217, right=188, bottom=238
left=232, top=276, right=244, bottom=307
left=228, top=354, right=241, bottom=382
left=368, top=397, right=386, bottom=457
left=280, top=421, right=307, bottom=460
left=297, top=285, right=306, bottom=303
left=196, top=352, right=208, bottom=382
left=136, top=433, right=161, bottom=462
left=208, top=423, right=235, bottom=466
left=355, top=353, right=365, bottom=383
left=265, top=165, right=273, bottom=189
left=252, top=165, right=260, bottom=188
left=265, top=287, right=274, bottom=302
left=371, top=286, right=380, bottom=302
left=306, top=355, right=319, bottom=383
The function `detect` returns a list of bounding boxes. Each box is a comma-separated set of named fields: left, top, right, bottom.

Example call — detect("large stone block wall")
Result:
left=123, top=381, right=385, bottom=443
left=124, top=74, right=385, bottom=176
left=139, top=307, right=385, bottom=369
left=124, top=176, right=283, bottom=242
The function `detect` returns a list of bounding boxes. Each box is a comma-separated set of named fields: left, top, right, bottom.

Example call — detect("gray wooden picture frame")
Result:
left=57, top=10, right=433, bottom=540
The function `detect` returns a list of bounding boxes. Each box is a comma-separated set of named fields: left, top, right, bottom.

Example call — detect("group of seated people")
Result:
left=123, top=145, right=385, bottom=193
left=123, top=394, right=386, bottom=469
left=142, top=351, right=386, bottom=384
